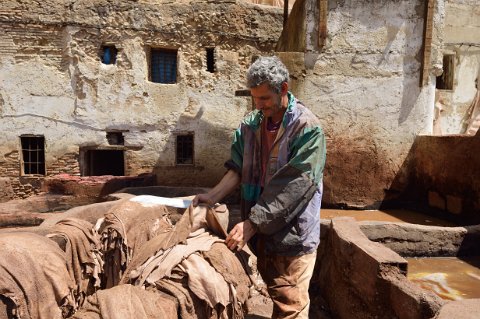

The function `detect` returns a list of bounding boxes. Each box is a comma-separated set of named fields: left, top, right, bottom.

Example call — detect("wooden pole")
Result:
left=318, top=0, right=328, bottom=51
left=420, top=0, right=435, bottom=87
left=283, top=0, right=289, bottom=27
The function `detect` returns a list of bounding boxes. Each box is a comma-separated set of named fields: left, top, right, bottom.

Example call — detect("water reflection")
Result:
left=407, top=257, right=480, bottom=300
left=321, top=209, right=455, bottom=226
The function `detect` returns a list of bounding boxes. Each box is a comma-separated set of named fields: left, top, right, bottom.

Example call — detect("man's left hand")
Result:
left=226, top=220, right=257, bottom=251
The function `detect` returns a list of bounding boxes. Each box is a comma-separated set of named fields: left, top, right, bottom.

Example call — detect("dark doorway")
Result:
left=176, top=134, right=194, bottom=165
left=85, top=150, right=124, bottom=176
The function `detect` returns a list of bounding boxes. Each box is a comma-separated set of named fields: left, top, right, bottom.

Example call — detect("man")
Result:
left=193, top=56, right=326, bottom=319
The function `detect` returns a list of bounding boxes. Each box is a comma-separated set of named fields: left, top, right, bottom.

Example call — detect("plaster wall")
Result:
left=435, top=0, right=480, bottom=135
left=277, top=0, right=444, bottom=207
left=0, top=0, right=283, bottom=200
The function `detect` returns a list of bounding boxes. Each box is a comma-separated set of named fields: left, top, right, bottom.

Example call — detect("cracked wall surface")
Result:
left=0, top=0, right=283, bottom=200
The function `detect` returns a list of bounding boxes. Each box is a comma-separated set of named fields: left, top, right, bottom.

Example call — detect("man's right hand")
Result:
left=192, top=193, right=215, bottom=207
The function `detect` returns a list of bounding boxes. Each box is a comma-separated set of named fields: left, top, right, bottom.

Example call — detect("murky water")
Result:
left=321, top=209, right=455, bottom=226
left=407, top=257, right=480, bottom=300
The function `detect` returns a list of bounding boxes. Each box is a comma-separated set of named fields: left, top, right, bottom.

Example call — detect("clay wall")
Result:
left=0, top=0, right=283, bottom=201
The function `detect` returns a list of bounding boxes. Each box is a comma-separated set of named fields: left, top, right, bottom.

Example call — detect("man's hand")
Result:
left=192, top=194, right=214, bottom=207
left=226, top=220, right=257, bottom=251
left=192, top=170, right=241, bottom=207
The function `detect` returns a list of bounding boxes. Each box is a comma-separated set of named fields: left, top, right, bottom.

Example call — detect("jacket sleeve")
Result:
left=248, top=126, right=326, bottom=235
left=224, top=126, right=244, bottom=175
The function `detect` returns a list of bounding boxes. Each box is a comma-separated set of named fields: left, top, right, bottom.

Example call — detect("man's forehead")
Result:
left=250, top=83, right=274, bottom=95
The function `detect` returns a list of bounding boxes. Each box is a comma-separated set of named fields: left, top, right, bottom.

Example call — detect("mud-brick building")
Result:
left=0, top=0, right=283, bottom=200
left=1, top=0, right=479, bottom=220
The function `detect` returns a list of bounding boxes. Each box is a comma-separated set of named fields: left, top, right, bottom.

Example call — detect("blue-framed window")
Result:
left=150, top=48, right=177, bottom=84
left=101, top=45, right=117, bottom=65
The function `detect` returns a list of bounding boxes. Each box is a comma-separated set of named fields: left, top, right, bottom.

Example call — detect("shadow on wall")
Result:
left=384, top=131, right=480, bottom=225
left=151, top=111, right=235, bottom=188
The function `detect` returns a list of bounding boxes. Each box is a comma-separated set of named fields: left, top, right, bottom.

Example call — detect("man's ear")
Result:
left=281, top=82, right=289, bottom=95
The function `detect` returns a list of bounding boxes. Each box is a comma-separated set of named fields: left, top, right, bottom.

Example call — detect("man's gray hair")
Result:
left=246, top=56, right=289, bottom=94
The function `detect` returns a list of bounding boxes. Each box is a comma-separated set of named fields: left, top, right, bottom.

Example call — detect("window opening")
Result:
left=20, top=135, right=46, bottom=175
left=206, top=48, right=215, bottom=73
left=436, top=54, right=455, bottom=90
left=150, top=48, right=177, bottom=84
left=84, top=150, right=124, bottom=176
left=106, top=132, right=124, bottom=145
left=176, top=134, right=194, bottom=165
left=101, top=45, right=117, bottom=65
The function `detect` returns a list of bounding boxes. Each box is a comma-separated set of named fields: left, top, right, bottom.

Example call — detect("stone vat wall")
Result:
left=314, top=217, right=480, bottom=318
left=360, top=221, right=480, bottom=257
left=315, top=217, right=444, bottom=319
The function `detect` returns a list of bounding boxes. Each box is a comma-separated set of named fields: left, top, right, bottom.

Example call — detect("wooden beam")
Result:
left=420, top=0, right=435, bottom=87
left=283, top=0, right=289, bottom=27
left=318, top=0, right=328, bottom=51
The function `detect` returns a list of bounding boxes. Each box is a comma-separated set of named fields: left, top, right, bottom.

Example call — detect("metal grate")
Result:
left=150, top=48, right=177, bottom=84
left=20, top=135, right=46, bottom=175
left=176, top=134, right=194, bottom=165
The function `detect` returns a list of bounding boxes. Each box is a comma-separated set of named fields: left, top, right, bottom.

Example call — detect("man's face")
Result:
left=250, top=82, right=283, bottom=119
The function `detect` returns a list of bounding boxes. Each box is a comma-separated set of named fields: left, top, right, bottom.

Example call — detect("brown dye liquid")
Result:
left=407, top=257, right=480, bottom=300
left=321, top=209, right=455, bottom=226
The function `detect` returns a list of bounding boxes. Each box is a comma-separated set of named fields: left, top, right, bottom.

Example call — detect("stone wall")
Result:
left=0, top=0, right=283, bottom=200
left=0, top=148, right=80, bottom=201
left=276, top=0, right=445, bottom=208
left=48, top=153, right=81, bottom=176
